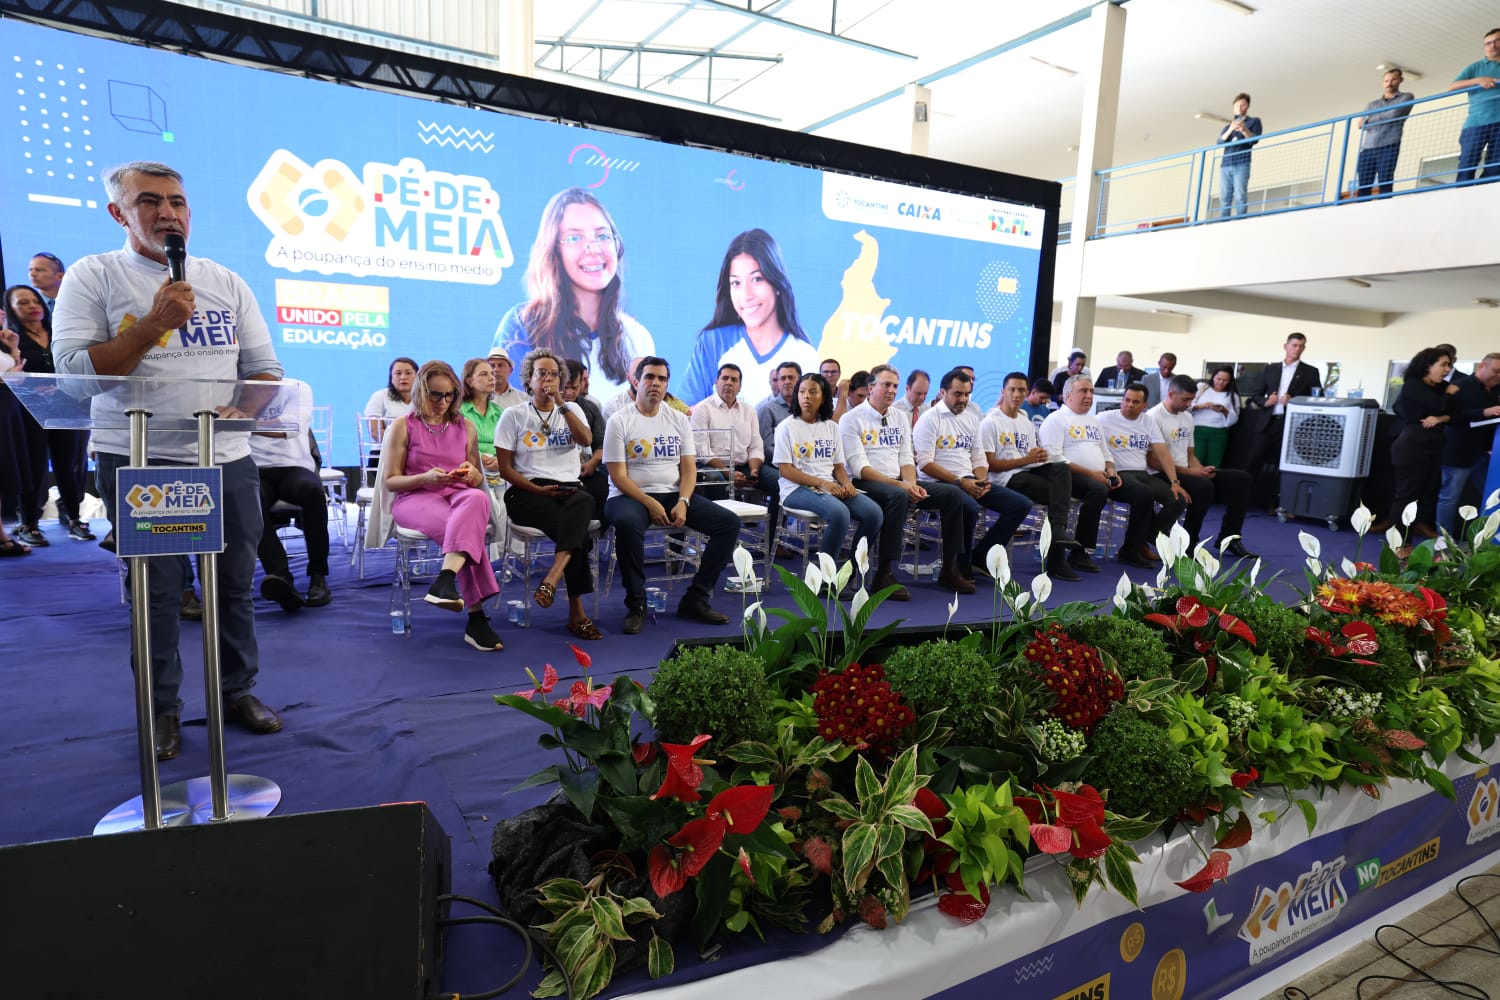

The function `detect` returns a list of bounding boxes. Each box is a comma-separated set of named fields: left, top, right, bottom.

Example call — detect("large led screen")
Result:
left=1, top=19, right=1051, bottom=465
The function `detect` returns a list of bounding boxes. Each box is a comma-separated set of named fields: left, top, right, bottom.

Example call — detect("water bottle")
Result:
left=389, top=609, right=406, bottom=635
left=507, top=599, right=524, bottom=624
left=647, top=587, right=665, bottom=614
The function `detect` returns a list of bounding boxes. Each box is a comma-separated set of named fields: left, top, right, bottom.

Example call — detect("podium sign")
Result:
left=115, top=467, right=225, bottom=557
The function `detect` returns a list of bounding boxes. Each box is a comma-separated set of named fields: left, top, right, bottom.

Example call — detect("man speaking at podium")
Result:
left=54, top=161, right=285, bottom=761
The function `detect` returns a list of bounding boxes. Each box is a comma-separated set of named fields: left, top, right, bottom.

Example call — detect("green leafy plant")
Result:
left=1235, top=599, right=1310, bottom=671
left=883, top=639, right=1000, bottom=747
left=532, top=874, right=671, bottom=1000
left=1069, top=614, right=1173, bottom=682
left=650, top=644, right=775, bottom=748
left=1082, top=707, right=1197, bottom=824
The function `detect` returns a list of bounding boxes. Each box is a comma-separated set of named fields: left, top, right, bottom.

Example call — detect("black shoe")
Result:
left=225, top=693, right=282, bottom=733
left=304, top=575, right=332, bottom=607
left=154, top=713, right=181, bottom=761
left=872, top=571, right=912, bottom=601
left=1052, top=533, right=1083, bottom=552
left=66, top=517, right=96, bottom=541
left=623, top=609, right=646, bottom=634
left=678, top=599, right=730, bottom=625
left=1068, top=551, right=1101, bottom=573
left=1118, top=547, right=1154, bottom=569
left=463, top=614, right=504, bottom=651
left=98, top=530, right=116, bottom=553
left=1218, top=538, right=1257, bottom=560
left=1046, top=556, right=1082, bottom=582
left=180, top=589, right=203, bottom=621
left=16, top=525, right=47, bottom=547
left=260, top=573, right=305, bottom=613
left=424, top=570, right=463, bottom=611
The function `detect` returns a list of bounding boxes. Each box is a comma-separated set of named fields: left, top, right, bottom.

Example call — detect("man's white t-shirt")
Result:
left=980, top=408, right=1041, bottom=487
left=1098, top=409, right=1164, bottom=473
left=1149, top=402, right=1196, bottom=469
left=1037, top=407, right=1109, bottom=472
left=603, top=404, right=693, bottom=499
left=840, top=401, right=912, bottom=480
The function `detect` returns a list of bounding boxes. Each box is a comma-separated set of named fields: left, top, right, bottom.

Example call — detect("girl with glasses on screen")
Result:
left=384, top=360, right=503, bottom=652
left=491, top=187, right=654, bottom=397
left=677, top=228, right=820, bottom=408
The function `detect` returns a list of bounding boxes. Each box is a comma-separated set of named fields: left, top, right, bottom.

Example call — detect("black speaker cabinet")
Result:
left=0, top=802, right=449, bottom=999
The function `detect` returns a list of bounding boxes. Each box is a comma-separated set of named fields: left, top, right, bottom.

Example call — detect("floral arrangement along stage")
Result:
left=489, top=505, right=1500, bottom=999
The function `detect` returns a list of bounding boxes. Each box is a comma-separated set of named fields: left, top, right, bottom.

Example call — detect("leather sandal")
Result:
left=567, top=618, right=604, bottom=640
left=533, top=580, right=556, bottom=608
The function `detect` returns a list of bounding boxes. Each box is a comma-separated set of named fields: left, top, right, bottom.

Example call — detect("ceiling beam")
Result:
left=1137, top=290, right=1390, bottom=328
left=691, top=0, right=916, bottom=60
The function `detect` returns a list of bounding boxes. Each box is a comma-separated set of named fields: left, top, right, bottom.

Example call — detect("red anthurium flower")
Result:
left=1174, top=850, right=1232, bottom=893
left=1176, top=596, right=1211, bottom=628
left=652, top=734, right=712, bottom=802
left=648, top=844, right=688, bottom=898
left=705, top=785, right=775, bottom=834
left=1053, top=785, right=1107, bottom=828
left=914, top=787, right=948, bottom=821
left=1015, top=797, right=1045, bottom=824
left=1230, top=766, right=1259, bottom=789
left=569, top=643, right=592, bottom=669
left=631, top=739, right=658, bottom=767
left=1418, top=586, right=1447, bottom=614
left=1341, top=621, right=1380, bottom=656
left=1218, top=612, right=1257, bottom=645
left=1070, top=820, right=1111, bottom=859
left=1143, top=612, right=1180, bottom=632
left=736, top=847, right=755, bottom=884
left=1031, top=823, right=1073, bottom=854
left=512, top=663, right=560, bottom=700
left=1214, top=812, right=1253, bottom=850
left=669, top=815, right=726, bottom=877
left=938, top=873, right=992, bottom=923
left=1305, top=627, right=1332, bottom=650
left=1193, top=636, right=1214, bottom=655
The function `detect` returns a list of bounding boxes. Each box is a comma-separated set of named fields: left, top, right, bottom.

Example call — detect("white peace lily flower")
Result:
left=1249, top=558, right=1262, bottom=586
left=1155, top=565, right=1170, bottom=588
left=1031, top=573, right=1052, bottom=605
left=1012, top=592, right=1031, bottom=612
left=946, top=593, right=960, bottom=625
left=986, top=544, right=1011, bottom=585
left=1477, top=511, right=1500, bottom=548
left=1039, top=519, right=1053, bottom=561
left=732, top=544, right=755, bottom=583
left=851, top=587, right=869, bottom=620
left=816, top=551, right=838, bottom=585
left=835, top=561, right=854, bottom=592
left=1113, top=572, right=1133, bottom=611
left=1155, top=530, right=1178, bottom=566
left=1194, top=544, right=1220, bottom=578
left=804, top=563, right=824, bottom=594
left=1488, top=487, right=1500, bottom=510
left=854, top=536, right=870, bottom=577
left=1460, top=505, right=1479, bottom=523
left=1350, top=504, right=1373, bottom=537
left=1169, top=521, right=1191, bottom=556
left=1385, top=526, right=1404, bottom=551
left=743, top=601, right=765, bottom=633
left=1341, top=557, right=1358, bottom=578
left=1400, top=501, right=1418, bottom=527
left=1217, top=534, right=1240, bottom=554
left=1297, top=531, right=1321, bottom=559
left=1307, top=557, right=1323, bottom=577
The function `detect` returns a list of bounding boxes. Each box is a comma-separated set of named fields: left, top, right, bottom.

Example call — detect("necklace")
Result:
left=531, top=402, right=555, bottom=436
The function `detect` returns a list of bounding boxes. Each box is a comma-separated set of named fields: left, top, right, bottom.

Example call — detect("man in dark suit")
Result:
left=1243, top=332, right=1322, bottom=509
left=1438, top=353, right=1500, bottom=535
left=1096, top=350, right=1147, bottom=391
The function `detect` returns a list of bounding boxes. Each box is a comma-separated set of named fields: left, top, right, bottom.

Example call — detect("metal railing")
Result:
left=1055, top=86, right=1488, bottom=241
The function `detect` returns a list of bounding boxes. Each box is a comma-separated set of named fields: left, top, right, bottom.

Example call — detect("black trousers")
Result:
left=1390, top=425, right=1444, bottom=528
left=856, top=478, right=968, bottom=563
left=1180, top=467, right=1251, bottom=546
left=17, top=411, right=87, bottom=525
left=1243, top=414, right=1285, bottom=506
left=1006, top=464, right=1074, bottom=537
left=1066, top=472, right=1110, bottom=549
left=505, top=482, right=596, bottom=596
left=1118, top=470, right=1186, bottom=550
left=257, top=464, right=330, bottom=578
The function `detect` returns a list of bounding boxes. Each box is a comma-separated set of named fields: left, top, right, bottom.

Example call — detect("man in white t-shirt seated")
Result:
left=981, top=371, right=1084, bottom=581
left=1040, top=376, right=1143, bottom=573
left=840, top=364, right=966, bottom=600
left=1150, top=374, right=1256, bottom=558
left=913, top=368, right=1031, bottom=593
left=1098, top=383, right=1190, bottom=567
left=604, top=356, right=739, bottom=634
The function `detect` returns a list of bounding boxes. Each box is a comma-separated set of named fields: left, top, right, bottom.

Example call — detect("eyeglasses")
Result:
left=558, top=230, right=617, bottom=251
left=533, top=368, right=561, bottom=380
left=428, top=390, right=458, bottom=401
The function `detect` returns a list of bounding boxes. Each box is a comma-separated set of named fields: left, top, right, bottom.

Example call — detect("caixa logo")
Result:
left=897, top=201, right=941, bottom=220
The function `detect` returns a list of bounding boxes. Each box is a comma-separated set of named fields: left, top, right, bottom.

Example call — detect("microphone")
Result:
left=163, top=233, right=189, bottom=335
left=164, top=232, right=187, bottom=284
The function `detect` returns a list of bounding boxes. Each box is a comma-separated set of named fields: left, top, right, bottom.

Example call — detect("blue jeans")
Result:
left=1219, top=160, right=1250, bottom=217
left=783, top=485, right=882, bottom=558
left=1457, top=123, right=1500, bottom=183
left=97, top=451, right=264, bottom=716
left=1438, top=454, right=1490, bottom=537
left=1355, top=144, right=1400, bottom=197
left=604, top=492, right=739, bottom=612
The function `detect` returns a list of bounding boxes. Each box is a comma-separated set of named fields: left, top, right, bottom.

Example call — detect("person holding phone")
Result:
left=385, top=360, right=502, bottom=652
left=495, top=347, right=602, bottom=640
left=1217, top=92, right=1263, bottom=217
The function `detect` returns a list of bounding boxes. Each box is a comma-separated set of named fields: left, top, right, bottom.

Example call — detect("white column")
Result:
left=500, top=0, right=534, bottom=77
left=908, top=84, right=931, bottom=157
left=1055, top=2, right=1126, bottom=368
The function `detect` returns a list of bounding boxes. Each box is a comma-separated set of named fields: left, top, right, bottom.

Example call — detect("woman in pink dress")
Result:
left=384, top=360, right=503, bottom=651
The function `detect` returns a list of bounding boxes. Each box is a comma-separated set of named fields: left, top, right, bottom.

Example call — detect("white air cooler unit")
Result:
left=1278, top=397, right=1380, bottom=527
